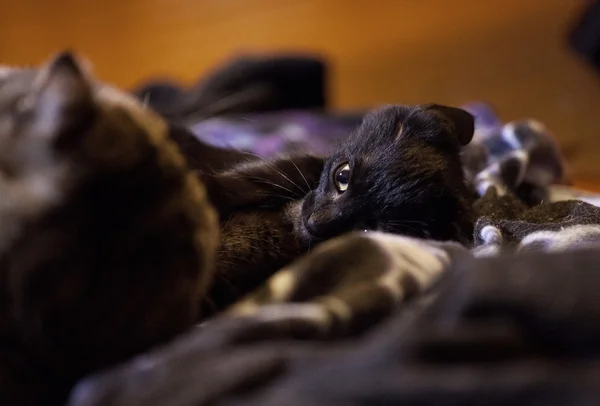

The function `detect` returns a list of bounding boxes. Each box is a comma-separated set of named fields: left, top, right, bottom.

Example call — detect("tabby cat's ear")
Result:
left=30, top=51, right=93, bottom=135
left=424, top=104, right=475, bottom=146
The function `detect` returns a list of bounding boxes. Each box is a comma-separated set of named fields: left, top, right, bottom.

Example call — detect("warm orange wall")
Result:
left=1, top=0, right=600, bottom=180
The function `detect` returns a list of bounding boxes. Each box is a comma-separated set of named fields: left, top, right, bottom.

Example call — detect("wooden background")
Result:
left=2, top=0, right=600, bottom=184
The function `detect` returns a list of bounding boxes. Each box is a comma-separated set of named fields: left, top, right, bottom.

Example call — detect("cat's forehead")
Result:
left=361, top=106, right=404, bottom=133
left=354, top=105, right=429, bottom=141
left=0, top=64, right=167, bottom=141
left=340, top=106, right=416, bottom=154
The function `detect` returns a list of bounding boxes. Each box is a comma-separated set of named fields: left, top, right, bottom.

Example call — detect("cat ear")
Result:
left=424, top=104, right=475, bottom=146
left=29, top=51, right=93, bottom=135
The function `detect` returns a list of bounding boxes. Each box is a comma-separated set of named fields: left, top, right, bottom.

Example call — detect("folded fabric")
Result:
left=68, top=247, right=600, bottom=406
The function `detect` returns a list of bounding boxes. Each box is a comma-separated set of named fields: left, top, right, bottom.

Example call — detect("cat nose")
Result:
left=306, top=214, right=323, bottom=237
left=306, top=211, right=342, bottom=240
left=307, top=212, right=334, bottom=239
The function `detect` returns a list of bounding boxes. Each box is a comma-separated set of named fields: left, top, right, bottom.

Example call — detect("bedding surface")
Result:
left=66, top=100, right=600, bottom=406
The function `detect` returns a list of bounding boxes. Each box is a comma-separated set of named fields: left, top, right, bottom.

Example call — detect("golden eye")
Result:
left=333, top=162, right=351, bottom=192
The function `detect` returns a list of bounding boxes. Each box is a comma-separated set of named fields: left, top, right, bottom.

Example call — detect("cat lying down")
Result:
left=0, top=51, right=475, bottom=405
left=194, top=101, right=476, bottom=316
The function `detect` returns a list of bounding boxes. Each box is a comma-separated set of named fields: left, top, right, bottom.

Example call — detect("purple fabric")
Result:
left=189, top=110, right=362, bottom=157
left=189, top=103, right=508, bottom=158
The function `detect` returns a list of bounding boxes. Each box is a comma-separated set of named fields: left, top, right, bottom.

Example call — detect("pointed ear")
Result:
left=425, top=104, right=475, bottom=146
left=29, top=51, right=93, bottom=135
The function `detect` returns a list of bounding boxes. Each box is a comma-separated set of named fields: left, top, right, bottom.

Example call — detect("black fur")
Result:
left=185, top=150, right=324, bottom=316
left=297, top=104, right=475, bottom=245
left=134, top=55, right=326, bottom=123
left=172, top=104, right=475, bottom=315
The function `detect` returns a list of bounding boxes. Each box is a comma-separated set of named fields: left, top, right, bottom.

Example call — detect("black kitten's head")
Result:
left=298, top=104, right=475, bottom=245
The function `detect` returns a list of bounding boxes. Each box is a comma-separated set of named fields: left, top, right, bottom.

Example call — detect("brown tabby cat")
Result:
left=0, top=52, right=219, bottom=405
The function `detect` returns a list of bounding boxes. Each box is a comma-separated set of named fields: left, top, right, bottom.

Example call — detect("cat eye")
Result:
left=333, top=162, right=351, bottom=192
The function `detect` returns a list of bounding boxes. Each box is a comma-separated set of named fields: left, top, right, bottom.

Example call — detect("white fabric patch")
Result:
left=480, top=225, right=503, bottom=244
left=475, top=171, right=506, bottom=196
left=367, top=232, right=449, bottom=292
left=252, top=303, right=330, bottom=327
left=473, top=244, right=501, bottom=258
left=320, top=296, right=352, bottom=322
left=267, top=270, right=296, bottom=302
left=501, top=123, right=522, bottom=150
left=519, top=224, right=600, bottom=252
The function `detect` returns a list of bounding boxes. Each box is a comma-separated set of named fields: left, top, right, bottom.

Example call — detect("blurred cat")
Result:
left=0, top=52, right=218, bottom=405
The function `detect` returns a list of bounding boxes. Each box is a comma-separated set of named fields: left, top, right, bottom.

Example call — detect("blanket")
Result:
left=66, top=56, right=600, bottom=405
left=66, top=105, right=600, bottom=406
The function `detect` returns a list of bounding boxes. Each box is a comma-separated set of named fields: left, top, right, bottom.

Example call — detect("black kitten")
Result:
left=293, top=104, right=475, bottom=246
left=179, top=104, right=475, bottom=314
left=188, top=151, right=324, bottom=316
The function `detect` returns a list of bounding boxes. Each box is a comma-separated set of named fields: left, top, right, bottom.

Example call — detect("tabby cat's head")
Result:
left=0, top=53, right=172, bottom=205
left=298, top=104, right=475, bottom=244
left=0, top=51, right=169, bottom=178
left=0, top=52, right=217, bottom=257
